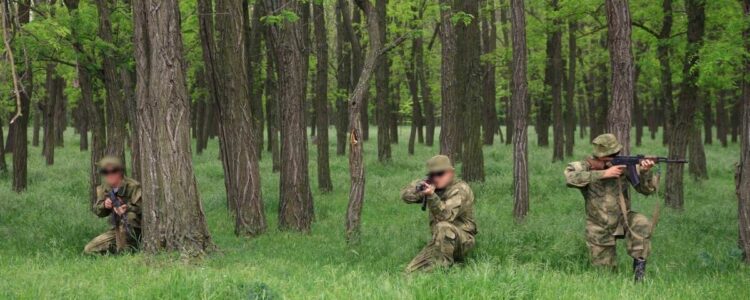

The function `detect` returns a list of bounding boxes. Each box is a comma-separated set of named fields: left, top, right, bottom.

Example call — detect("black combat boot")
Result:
left=633, top=258, right=647, bottom=282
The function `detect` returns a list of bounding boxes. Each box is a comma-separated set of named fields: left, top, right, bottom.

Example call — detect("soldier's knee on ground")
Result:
left=434, top=222, right=459, bottom=257
left=83, top=230, right=116, bottom=255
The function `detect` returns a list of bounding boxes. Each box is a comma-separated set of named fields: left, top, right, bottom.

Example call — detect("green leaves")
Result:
left=451, top=11, right=475, bottom=26
left=261, top=10, right=300, bottom=27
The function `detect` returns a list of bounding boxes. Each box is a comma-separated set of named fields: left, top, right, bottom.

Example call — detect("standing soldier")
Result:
left=564, top=134, right=657, bottom=282
left=83, top=156, right=143, bottom=254
left=400, top=155, right=477, bottom=272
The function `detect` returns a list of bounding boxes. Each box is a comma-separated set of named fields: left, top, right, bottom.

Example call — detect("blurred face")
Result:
left=429, top=170, right=454, bottom=189
left=100, top=168, right=124, bottom=187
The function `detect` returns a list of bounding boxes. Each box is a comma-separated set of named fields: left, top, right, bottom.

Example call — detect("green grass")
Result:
left=1, top=127, right=748, bottom=299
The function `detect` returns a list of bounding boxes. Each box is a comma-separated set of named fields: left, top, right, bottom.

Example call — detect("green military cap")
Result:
left=591, top=133, right=623, bottom=158
left=426, top=155, right=454, bottom=174
left=97, top=155, right=124, bottom=171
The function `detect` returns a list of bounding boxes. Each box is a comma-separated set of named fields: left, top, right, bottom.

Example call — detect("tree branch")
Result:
left=2, top=0, right=23, bottom=124
left=631, top=21, right=660, bottom=38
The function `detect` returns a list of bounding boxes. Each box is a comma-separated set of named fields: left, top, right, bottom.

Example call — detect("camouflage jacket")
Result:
left=401, top=179, right=477, bottom=235
left=93, top=177, right=143, bottom=228
left=564, top=158, right=658, bottom=229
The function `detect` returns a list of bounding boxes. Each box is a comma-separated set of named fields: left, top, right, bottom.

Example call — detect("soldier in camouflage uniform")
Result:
left=83, top=156, right=143, bottom=254
left=565, top=134, right=658, bottom=282
left=400, top=155, right=477, bottom=273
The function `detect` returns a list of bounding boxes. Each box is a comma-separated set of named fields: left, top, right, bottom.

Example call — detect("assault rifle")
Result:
left=610, top=155, right=688, bottom=186
left=416, top=177, right=434, bottom=211
left=109, top=189, right=132, bottom=251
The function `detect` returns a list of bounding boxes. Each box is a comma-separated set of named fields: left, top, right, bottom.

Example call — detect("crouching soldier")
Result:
left=83, top=156, right=143, bottom=254
left=564, top=134, right=658, bottom=282
left=400, top=155, right=477, bottom=273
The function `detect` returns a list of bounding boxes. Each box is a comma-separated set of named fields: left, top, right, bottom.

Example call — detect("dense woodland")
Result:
left=0, top=0, right=749, bottom=263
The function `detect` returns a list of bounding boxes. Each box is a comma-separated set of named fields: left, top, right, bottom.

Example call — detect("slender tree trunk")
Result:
left=510, top=0, right=529, bottom=221
left=334, top=0, right=350, bottom=156
left=390, top=82, right=399, bottom=145
left=32, top=105, right=40, bottom=147
left=666, top=0, right=705, bottom=210
left=417, top=25, right=435, bottom=147
left=97, top=0, right=126, bottom=160
left=313, top=2, right=332, bottom=192
left=605, top=0, right=634, bottom=154
left=373, top=0, right=390, bottom=161
left=703, top=99, right=713, bottom=144
left=456, top=0, right=484, bottom=181
left=482, top=1, right=498, bottom=146
left=738, top=0, right=750, bottom=264
left=405, top=37, right=421, bottom=155
left=718, top=92, right=728, bottom=147
left=634, top=60, right=643, bottom=146
left=689, top=94, right=708, bottom=180
left=352, top=8, right=369, bottom=141
left=0, top=118, right=5, bottom=173
left=54, top=84, right=65, bottom=147
left=43, top=64, right=56, bottom=165
left=564, top=21, right=577, bottom=157
left=265, top=48, right=281, bottom=172
left=11, top=40, right=31, bottom=191
left=734, top=98, right=741, bottom=143
left=211, top=0, right=267, bottom=236
left=439, top=0, right=461, bottom=161
left=245, top=1, right=265, bottom=160
left=263, top=0, right=315, bottom=232
left=549, top=0, right=564, bottom=161
left=659, top=0, right=674, bottom=145
left=76, top=100, right=88, bottom=151
left=133, top=0, right=214, bottom=254
left=501, top=1, right=513, bottom=145
left=346, top=0, right=392, bottom=242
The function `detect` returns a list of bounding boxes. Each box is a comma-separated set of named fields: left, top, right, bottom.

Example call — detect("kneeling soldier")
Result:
left=400, top=155, right=477, bottom=273
left=83, top=156, right=143, bottom=254
left=565, top=134, right=658, bottom=282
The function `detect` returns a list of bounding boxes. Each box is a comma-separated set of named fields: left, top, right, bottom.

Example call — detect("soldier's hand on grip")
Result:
left=602, top=165, right=626, bottom=179
left=104, top=198, right=113, bottom=209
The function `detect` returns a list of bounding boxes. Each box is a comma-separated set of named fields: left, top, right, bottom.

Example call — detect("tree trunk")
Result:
left=245, top=1, right=265, bottom=160
left=405, top=37, right=421, bottom=155
left=263, top=0, right=315, bottom=232
left=605, top=0, right=634, bottom=155
left=133, top=0, right=214, bottom=254
left=549, top=0, right=564, bottom=161
left=738, top=0, right=750, bottom=264
left=346, top=0, right=391, bottom=242
left=718, top=92, right=728, bottom=147
left=32, top=105, right=41, bottom=147
left=313, top=2, right=332, bottom=192
left=500, top=1, right=513, bottom=145
left=211, top=0, right=268, bottom=236
left=734, top=98, right=741, bottom=143
left=417, top=25, right=435, bottom=147
left=456, top=0, right=484, bottom=182
left=0, top=118, right=5, bottom=173
left=43, top=64, right=57, bottom=166
left=390, top=82, right=399, bottom=145
left=439, top=0, right=461, bottom=162
left=11, top=40, right=31, bottom=192
left=265, top=47, right=281, bottom=172
left=510, top=0, right=529, bottom=221
left=482, top=1, right=498, bottom=146
left=334, top=0, right=350, bottom=156
left=76, top=100, right=88, bottom=151
left=703, top=98, right=713, bottom=144
left=97, top=0, right=127, bottom=160
left=689, top=124, right=708, bottom=180
left=659, top=0, right=674, bottom=145
left=564, top=21, right=577, bottom=157
left=373, top=0, right=390, bottom=162
left=54, top=84, right=65, bottom=147
left=666, top=0, right=705, bottom=210
left=634, top=60, right=643, bottom=146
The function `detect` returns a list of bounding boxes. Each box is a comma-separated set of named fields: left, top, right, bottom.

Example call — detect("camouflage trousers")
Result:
left=83, top=228, right=141, bottom=255
left=405, top=222, right=475, bottom=273
left=586, top=212, right=652, bottom=267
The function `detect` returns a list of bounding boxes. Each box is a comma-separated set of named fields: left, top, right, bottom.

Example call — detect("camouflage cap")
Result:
left=97, top=155, right=124, bottom=170
left=591, top=133, right=623, bottom=158
left=426, top=155, right=454, bottom=174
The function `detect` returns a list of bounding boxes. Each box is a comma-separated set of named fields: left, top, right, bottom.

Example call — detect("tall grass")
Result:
left=0, top=127, right=747, bottom=299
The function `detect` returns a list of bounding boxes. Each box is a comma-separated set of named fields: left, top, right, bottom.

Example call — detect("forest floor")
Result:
left=1, top=127, right=748, bottom=299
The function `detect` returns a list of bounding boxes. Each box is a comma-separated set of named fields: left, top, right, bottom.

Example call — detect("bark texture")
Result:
left=510, top=0, right=529, bottom=221
left=133, top=0, right=214, bottom=254
left=666, top=0, right=704, bottom=209
left=439, top=0, right=461, bottom=161
left=313, top=2, right=333, bottom=192
left=211, top=0, right=267, bottom=235
left=738, top=0, right=750, bottom=264
left=97, top=0, right=127, bottom=160
left=263, top=0, right=315, bottom=232
left=456, top=0, right=484, bottom=182
left=605, top=0, right=634, bottom=155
